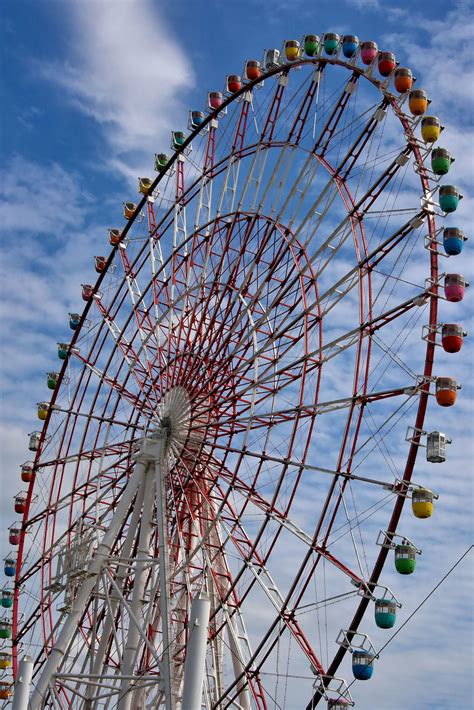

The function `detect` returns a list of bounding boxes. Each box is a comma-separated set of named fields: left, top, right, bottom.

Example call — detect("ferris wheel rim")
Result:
left=11, top=47, right=444, bottom=708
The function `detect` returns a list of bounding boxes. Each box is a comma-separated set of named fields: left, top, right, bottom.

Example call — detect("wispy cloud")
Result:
left=0, top=2, right=198, bottom=549
left=0, top=155, right=91, bottom=235
left=0, top=156, right=105, bottom=493
left=345, top=0, right=379, bottom=9
left=382, top=1, right=474, bottom=122
left=17, top=105, right=43, bottom=132
left=37, top=0, right=195, bottom=180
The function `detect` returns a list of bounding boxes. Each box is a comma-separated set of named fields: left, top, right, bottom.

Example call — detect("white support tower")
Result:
left=12, top=655, right=33, bottom=710
left=181, top=591, right=211, bottom=710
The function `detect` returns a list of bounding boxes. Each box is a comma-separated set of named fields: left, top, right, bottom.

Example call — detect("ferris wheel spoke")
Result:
left=343, top=390, right=418, bottom=472
left=193, top=385, right=415, bottom=440
left=313, top=71, right=359, bottom=156
left=352, top=144, right=413, bottom=215
left=370, top=329, right=420, bottom=382
left=117, top=242, right=165, bottom=396
left=205, top=440, right=398, bottom=494
left=322, top=284, right=426, bottom=369
left=194, top=121, right=217, bottom=232
left=169, top=216, right=288, bottom=385
left=287, top=65, right=324, bottom=145
left=318, top=212, right=425, bottom=305
left=203, top=158, right=417, bottom=390
left=34, top=438, right=135, bottom=472
left=336, top=482, right=370, bottom=580
left=186, top=486, right=327, bottom=685
left=187, top=336, right=416, bottom=430
left=90, top=298, right=161, bottom=413
left=261, top=70, right=289, bottom=143
left=335, top=96, right=390, bottom=179
left=48, top=403, right=147, bottom=433
left=216, top=94, right=253, bottom=218
left=317, top=294, right=424, bottom=370
left=203, top=453, right=368, bottom=587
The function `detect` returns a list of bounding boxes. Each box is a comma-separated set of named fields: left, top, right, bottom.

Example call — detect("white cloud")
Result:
left=37, top=0, right=195, bottom=180
left=0, top=155, right=92, bottom=235
left=382, top=1, right=474, bottom=123
left=0, top=157, right=108, bottom=556
left=345, top=0, right=379, bottom=8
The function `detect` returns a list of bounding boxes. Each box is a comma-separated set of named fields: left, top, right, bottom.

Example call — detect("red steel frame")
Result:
left=11, top=53, right=439, bottom=710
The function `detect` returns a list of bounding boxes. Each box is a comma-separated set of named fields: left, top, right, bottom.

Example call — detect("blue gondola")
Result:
left=342, top=35, right=359, bottom=58
left=443, top=227, right=467, bottom=256
left=352, top=649, right=375, bottom=680
left=69, top=313, right=80, bottom=330
left=4, top=560, right=15, bottom=578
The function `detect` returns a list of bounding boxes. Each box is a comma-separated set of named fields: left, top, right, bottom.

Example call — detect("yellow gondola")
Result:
left=412, top=487, right=434, bottom=519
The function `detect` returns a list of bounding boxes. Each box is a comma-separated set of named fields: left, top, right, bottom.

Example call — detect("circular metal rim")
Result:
left=12, top=51, right=439, bottom=707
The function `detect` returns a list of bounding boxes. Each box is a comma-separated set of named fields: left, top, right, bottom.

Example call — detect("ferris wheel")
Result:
left=2, top=32, right=468, bottom=710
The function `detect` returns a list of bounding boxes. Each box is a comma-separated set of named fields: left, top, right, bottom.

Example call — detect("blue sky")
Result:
left=1, top=0, right=473, bottom=707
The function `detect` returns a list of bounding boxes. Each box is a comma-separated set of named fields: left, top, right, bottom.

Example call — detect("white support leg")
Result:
left=85, top=479, right=147, bottom=705
left=227, top=618, right=252, bottom=710
left=208, top=520, right=251, bottom=710
left=181, top=591, right=211, bottom=710
left=154, top=431, right=174, bottom=710
left=117, top=464, right=155, bottom=710
left=29, top=452, right=148, bottom=709
left=12, top=655, right=33, bottom=710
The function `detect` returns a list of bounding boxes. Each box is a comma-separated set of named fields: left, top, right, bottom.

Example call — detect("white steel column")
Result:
left=29, top=450, right=148, bottom=709
left=85, top=479, right=146, bottom=703
left=207, top=508, right=250, bottom=710
left=227, top=619, right=252, bottom=710
left=12, top=654, right=33, bottom=710
left=117, top=462, right=155, bottom=710
left=154, top=430, right=174, bottom=709
left=181, top=591, right=211, bottom=710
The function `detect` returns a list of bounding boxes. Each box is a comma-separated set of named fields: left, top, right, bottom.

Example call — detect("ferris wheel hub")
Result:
left=159, top=385, right=192, bottom=460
